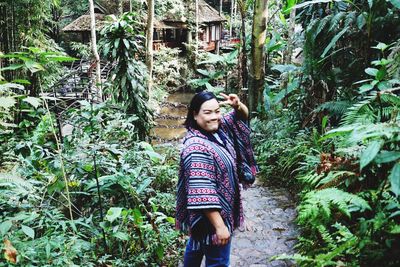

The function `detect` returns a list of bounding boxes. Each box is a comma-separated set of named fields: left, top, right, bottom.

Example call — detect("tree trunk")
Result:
left=146, top=0, right=154, bottom=93
left=88, top=0, right=102, bottom=100
left=238, top=0, right=248, bottom=90
left=283, top=7, right=295, bottom=64
left=195, top=0, right=199, bottom=55
left=229, top=0, right=235, bottom=38
left=249, top=0, right=268, bottom=116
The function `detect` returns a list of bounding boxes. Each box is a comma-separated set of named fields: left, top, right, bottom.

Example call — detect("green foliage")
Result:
left=298, top=188, right=371, bottom=226
left=0, top=100, right=183, bottom=266
left=188, top=50, right=239, bottom=93
left=99, top=13, right=152, bottom=140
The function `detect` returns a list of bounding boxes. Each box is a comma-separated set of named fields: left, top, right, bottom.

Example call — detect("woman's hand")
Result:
left=214, top=224, right=231, bottom=246
left=219, top=93, right=241, bottom=110
left=219, top=92, right=249, bottom=120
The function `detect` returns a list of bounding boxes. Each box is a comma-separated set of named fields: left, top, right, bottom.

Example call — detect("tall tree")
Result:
left=195, top=0, right=199, bottom=55
left=237, top=0, right=249, bottom=90
left=249, top=0, right=268, bottom=115
left=88, top=0, right=102, bottom=100
left=146, top=0, right=154, bottom=92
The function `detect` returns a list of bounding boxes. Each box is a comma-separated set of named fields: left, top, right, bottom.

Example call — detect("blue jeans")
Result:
left=183, top=237, right=231, bottom=267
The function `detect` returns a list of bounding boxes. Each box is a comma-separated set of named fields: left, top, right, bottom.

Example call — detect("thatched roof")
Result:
left=154, top=20, right=187, bottom=29
left=198, top=0, right=226, bottom=23
left=164, top=0, right=225, bottom=24
left=62, top=14, right=107, bottom=32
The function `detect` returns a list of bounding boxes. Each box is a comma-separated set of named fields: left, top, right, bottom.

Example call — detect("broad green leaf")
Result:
left=389, top=0, right=400, bottom=9
left=360, top=140, right=382, bottom=169
left=105, top=207, right=123, bottom=223
left=166, top=217, right=175, bottom=224
left=113, top=231, right=130, bottom=241
left=25, top=60, right=44, bottom=73
left=23, top=97, right=42, bottom=108
left=133, top=208, right=143, bottom=225
left=376, top=67, right=387, bottom=81
left=377, top=81, right=390, bottom=90
left=389, top=163, right=400, bottom=196
left=155, top=244, right=164, bottom=260
left=21, top=225, right=35, bottom=239
left=0, top=221, right=12, bottom=235
left=321, top=27, right=348, bottom=58
left=137, top=178, right=152, bottom=194
left=321, top=125, right=356, bottom=140
left=0, top=96, right=16, bottom=109
left=44, top=55, right=77, bottom=62
left=322, top=115, right=329, bottom=130
left=356, top=14, right=366, bottom=30
left=271, top=64, right=299, bottom=73
left=11, top=79, right=31, bottom=85
left=365, top=68, right=378, bottom=77
left=123, top=39, right=130, bottom=49
left=0, top=63, right=24, bottom=71
left=197, top=68, right=211, bottom=77
left=139, top=141, right=154, bottom=151
left=0, top=83, right=24, bottom=90
left=359, top=84, right=374, bottom=93
left=389, top=224, right=400, bottom=234
left=375, top=151, right=400, bottom=164
left=144, top=150, right=164, bottom=163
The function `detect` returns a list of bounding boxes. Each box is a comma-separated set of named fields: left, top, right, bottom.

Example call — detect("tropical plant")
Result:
left=99, top=13, right=153, bottom=140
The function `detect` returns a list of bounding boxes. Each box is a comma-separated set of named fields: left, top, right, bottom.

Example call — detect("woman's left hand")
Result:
left=219, top=93, right=241, bottom=110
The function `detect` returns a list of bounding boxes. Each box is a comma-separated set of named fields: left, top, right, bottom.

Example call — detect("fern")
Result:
left=341, top=92, right=400, bottom=125
left=317, top=171, right=357, bottom=189
left=314, top=100, right=353, bottom=116
left=298, top=188, right=371, bottom=226
left=328, top=12, right=346, bottom=32
left=0, top=171, right=33, bottom=191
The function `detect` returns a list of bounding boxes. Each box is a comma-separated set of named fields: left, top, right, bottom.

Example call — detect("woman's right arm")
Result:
left=204, top=209, right=230, bottom=246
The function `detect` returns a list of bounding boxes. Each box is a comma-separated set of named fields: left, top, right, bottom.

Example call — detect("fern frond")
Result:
left=314, top=100, right=353, bottom=116
left=318, top=225, right=336, bottom=250
left=317, top=171, right=357, bottom=189
left=343, top=11, right=357, bottom=27
left=314, top=15, right=332, bottom=40
left=297, top=188, right=371, bottom=226
left=0, top=172, right=33, bottom=191
left=329, top=12, right=346, bottom=32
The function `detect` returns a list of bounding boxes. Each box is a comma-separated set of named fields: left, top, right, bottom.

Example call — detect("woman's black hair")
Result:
left=184, top=91, right=217, bottom=129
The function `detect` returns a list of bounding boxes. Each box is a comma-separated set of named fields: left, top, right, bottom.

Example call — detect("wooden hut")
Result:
left=154, top=0, right=226, bottom=52
left=62, top=2, right=108, bottom=43
left=63, top=0, right=225, bottom=53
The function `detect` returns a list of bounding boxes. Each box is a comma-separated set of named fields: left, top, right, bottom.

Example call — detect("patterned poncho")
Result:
left=176, top=110, right=258, bottom=248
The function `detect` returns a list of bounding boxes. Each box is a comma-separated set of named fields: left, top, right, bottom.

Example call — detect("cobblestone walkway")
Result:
left=229, top=180, right=298, bottom=266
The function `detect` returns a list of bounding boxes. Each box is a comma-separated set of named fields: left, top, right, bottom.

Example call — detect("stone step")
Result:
left=150, top=127, right=186, bottom=141
left=159, top=105, right=187, bottom=118
left=166, top=92, right=194, bottom=105
left=154, top=118, right=185, bottom=128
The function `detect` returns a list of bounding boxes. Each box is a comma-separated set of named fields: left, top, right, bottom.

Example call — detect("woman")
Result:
left=176, top=91, right=258, bottom=267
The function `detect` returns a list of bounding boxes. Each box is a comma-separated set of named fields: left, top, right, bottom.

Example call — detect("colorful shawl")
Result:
left=175, top=110, right=258, bottom=248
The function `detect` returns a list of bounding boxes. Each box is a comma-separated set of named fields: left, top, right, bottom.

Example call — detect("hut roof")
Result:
left=198, top=0, right=226, bottom=23
left=154, top=20, right=187, bottom=29
left=164, top=0, right=225, bottom=24
left=62, top=14, right=107, bottom=32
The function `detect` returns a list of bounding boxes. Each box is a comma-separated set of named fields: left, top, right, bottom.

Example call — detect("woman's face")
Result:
left=194, top=98, right=221, bottom=133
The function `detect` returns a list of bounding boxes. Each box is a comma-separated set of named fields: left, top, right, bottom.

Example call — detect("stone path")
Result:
left=153, top=92, right=298, bottom=266
left=229, top=180, right=298, bottom=266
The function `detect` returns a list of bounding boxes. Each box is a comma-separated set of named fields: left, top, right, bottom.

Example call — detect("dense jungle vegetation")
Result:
left=1, top=0, right=399, bottom=266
